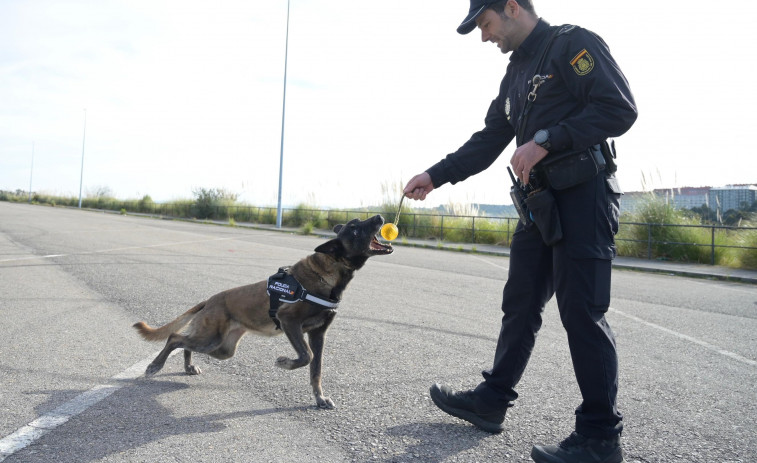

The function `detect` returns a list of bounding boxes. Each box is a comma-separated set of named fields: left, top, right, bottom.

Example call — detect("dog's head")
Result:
left=314, top=215, right=393, bottom=269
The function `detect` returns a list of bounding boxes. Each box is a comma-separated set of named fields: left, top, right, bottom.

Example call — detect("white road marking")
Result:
left=469, top=254, right=509, bottom=271
left=0, top=351, right=176, bottom=461
left=0, top=237, right=235, bottom=263
left=467, top=255, right=754, bottom=368
left=610, top=307, right=757, bottom=367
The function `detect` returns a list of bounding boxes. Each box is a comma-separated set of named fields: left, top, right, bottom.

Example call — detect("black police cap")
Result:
left=457, top=0, right=493, bottom=35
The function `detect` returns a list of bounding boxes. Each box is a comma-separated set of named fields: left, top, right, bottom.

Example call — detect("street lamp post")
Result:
left=28, top=142, right=34, bottom=203
left=78, top=109, right=87, bottom=208
left=276, top=0, right=291, bottom=229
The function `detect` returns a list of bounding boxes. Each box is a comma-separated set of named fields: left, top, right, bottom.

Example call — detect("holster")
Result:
left=525, top=188, right=563, bottom=245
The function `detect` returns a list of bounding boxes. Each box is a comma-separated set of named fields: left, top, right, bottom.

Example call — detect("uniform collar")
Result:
left=510, top=18, right=551, bottom=62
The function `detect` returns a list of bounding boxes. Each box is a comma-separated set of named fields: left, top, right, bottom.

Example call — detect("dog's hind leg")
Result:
left=145, top=332, right=223, bottom=377
left=145, top=333, right=185, bottom=376
left=208, top=327, right=247, bottom=360
left=307, top=313, right=337, bottom=409
left=276, top=323, right=313, bottom=371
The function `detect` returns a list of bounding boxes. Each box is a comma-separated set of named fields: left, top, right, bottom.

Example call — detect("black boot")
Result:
left=531, top=432, right=623, bottom=463
left=428, top=383, right=506, bottom=433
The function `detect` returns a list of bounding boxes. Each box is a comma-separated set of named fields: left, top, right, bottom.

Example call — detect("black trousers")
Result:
left=475, top=173, right=623, bottom=439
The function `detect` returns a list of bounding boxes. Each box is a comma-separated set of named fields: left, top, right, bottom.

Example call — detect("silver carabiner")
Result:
left=527, top=74, right=552, bottom=102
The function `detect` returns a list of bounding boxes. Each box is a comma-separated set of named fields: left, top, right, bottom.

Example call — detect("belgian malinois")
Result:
left=133, top=215, right=393, bottom=408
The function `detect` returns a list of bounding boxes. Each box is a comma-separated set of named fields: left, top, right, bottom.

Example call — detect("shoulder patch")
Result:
left=570, top=49, right=594, bottom=76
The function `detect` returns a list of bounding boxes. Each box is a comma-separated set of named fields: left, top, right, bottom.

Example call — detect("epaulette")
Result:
left=557, top=24, right=578, bottom=35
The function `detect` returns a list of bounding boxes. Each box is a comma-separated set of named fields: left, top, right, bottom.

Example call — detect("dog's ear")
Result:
left=315, top=239, right=344, bottom=256
left=333, top=224, right=344, bottom=234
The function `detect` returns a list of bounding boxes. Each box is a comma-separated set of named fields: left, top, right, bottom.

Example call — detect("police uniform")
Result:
left=424, top=19, right=637, bottom=439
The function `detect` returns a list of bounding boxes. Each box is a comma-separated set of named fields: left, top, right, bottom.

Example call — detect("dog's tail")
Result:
left=132, top=301, right=206, bottom=342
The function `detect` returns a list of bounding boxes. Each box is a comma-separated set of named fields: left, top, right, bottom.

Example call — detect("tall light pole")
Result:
left=78, top=109, right=87, bottom=208
left=276, top=0, right=291, bottom=229
left=28, top=142, right=34, bottom=203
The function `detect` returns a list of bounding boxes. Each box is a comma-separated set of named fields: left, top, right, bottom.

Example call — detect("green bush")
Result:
left=287, top=204, right=325, bottom=227
left=191, top=188, right=238, bottom=219
left=137, top=195, right=154, bottom=213
left=618, top=195, right=735, bottom=265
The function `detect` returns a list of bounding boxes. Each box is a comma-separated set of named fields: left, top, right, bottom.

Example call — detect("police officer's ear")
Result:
left=503, top=0, right=533, bottom=20
left=499, top=0, right=517, bottom=19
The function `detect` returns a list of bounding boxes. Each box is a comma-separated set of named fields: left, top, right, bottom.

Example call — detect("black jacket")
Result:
left=426, top=19, right=637, bottom=187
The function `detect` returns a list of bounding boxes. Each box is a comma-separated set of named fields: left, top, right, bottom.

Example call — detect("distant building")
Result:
left=620, top=184, right=756, bottom=215
left=654, top=187, right=710, bottom=210
left=619, top=191, right=648, bottom=214
left=708, top=185, right=757, bottom=212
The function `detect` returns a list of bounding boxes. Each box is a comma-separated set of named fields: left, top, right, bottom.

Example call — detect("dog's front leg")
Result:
left=276, top=323, right=313, bottom=370
left=183, top=349, right=202, bottom=375
left=308, top=320, right=336, bottom=409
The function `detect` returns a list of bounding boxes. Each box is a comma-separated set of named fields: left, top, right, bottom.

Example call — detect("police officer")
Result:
left=402, top=1, right=637, bottom=462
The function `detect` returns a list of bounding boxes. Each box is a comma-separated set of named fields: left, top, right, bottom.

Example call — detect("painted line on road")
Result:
left=0, top=351, right=176, bottom=462
left=0, top=237, right=235, bottom=263
left=459, top=257, right=754, bottom=368
left=610, top=308, right=757, bottom=367
left=469, top=254, right=509, bottom=271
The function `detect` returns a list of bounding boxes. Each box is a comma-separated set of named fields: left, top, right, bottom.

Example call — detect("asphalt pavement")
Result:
left=1, top=203, right=755, bottom=463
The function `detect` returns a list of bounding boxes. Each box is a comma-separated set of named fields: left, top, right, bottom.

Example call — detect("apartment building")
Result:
left=708, top=185, right=757, bottom=212
left=619, top=184, right=756, bottom=214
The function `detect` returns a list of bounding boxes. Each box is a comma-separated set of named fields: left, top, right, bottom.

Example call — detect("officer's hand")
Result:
left=511, top=141, right=548, bottom=185
left=403, top=172, right=434, bottom=201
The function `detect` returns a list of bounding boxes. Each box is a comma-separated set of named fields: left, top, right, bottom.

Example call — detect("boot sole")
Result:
left=429, top=387, right=505, bottom=434
left=530, top=445, right=624, bottom=463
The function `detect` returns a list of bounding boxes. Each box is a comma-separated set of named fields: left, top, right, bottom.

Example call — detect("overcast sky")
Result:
left=1, top=0, right=755, bottom=209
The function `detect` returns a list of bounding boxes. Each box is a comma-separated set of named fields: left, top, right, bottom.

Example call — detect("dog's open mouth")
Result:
left=371, top=234, right=393, bottom=254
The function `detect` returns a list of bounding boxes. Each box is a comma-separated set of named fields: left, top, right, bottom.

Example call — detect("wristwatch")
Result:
left=533, top=129, right=551, bottom=151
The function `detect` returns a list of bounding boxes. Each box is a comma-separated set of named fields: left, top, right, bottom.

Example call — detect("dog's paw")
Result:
left=316, top=396, right=336, bottom=409
left=185, top=365, right=202, bottom=375
left=275, top=356, right=293, bottom=370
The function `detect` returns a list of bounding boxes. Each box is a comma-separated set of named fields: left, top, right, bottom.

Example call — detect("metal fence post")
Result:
left=647, top=224, right=653, bottom=260
left=711, top=226, right=716, bottom=266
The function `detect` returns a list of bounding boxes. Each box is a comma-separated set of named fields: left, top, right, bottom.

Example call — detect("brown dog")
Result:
left=133, top=215, right=393, bottom=408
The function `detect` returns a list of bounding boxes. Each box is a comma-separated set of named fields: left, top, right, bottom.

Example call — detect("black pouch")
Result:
left=540, top=145, right=605, bottom=190
left=525, top=188, right=562, bottom=245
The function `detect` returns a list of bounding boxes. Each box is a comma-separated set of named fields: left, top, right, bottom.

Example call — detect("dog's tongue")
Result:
left=371, top=235, right=392, bottom=252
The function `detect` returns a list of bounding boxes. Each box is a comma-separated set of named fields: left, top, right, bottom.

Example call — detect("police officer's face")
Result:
left=476, top=9, right=517, bottom=54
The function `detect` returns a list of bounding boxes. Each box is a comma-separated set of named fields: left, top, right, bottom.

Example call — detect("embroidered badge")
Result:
left=505, top=97, right=511, bottom=120
left=570, top=49, right=594, bottom=76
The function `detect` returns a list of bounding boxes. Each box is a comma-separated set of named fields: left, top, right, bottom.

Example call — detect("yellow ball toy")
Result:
left=380, top=223, right=399, bottom=241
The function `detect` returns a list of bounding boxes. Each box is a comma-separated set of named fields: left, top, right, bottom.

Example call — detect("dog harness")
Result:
left=266, top=266, right=340, bottom=330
